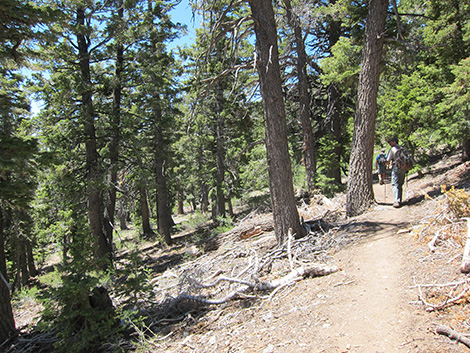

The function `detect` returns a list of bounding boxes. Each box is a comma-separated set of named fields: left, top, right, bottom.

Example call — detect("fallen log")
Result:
left=436, top=324, right=470, bottom=349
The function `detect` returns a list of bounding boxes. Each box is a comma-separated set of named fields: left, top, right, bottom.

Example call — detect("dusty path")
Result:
left=294, top=181, right=428, bottom=353
left=307, top=205, right=416, bottom=352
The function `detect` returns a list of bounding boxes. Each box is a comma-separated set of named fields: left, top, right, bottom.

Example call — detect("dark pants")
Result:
left=391, top=167, right=406, bottom=203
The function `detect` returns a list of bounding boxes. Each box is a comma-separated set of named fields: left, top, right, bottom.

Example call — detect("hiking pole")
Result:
left=405, top=174, right=409, bottom=203
left=384, top=180, right=386, bottom=201
left=383, top=169, right=387, bottom=202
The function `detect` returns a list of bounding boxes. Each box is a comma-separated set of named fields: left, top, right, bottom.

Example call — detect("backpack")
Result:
left=394, top=146, right=414, bottom=172
left=377, top=153, right=387, bottom=165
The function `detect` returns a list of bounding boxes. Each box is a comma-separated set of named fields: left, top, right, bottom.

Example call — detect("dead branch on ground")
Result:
left=0, top=329, right=58, bottom=353
left=460, top=218, right=470, bottom=273
left=436, top=324, right=470, bottom=349
left=428, top=230, right=441, bottom=252
left=410, top=278, right=470, bottom=289
left=416, top=280, right=470, bottom=312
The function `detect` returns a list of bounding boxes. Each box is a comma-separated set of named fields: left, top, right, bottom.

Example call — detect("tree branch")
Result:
left=436, top=324, right=470, bottom=349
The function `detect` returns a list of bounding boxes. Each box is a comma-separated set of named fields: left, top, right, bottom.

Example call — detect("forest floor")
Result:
left=10, top=152, right=470, bottom=353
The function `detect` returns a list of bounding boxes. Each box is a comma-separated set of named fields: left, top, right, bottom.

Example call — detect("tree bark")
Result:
left=12, top=212, right=37, bottom=291
left=0, top=207, right=7, bottom=282
left=139, top=185, right=154, bottom=237
left=154, top=110, right=173, bottom=245
left=214, top=80, right=226, bottom=219
left=0, top=273, right=15, bottom=343
left=283, top=0, right=316, bottom=194
left=26, top=239, right=37, bottom=278
left=104, top=3, right=124, bottom=261
left=346, top=0, right=388, bottom=217
left=0, top=207, right=15, bottom=343
left=462, top=136, right=470, bottom=162
left=177, top=188, right=184, bottom=215
left=118, top=199, right=128, bottom=230
left=248, top=0, right=304, bottom=243
left=200, top=182, right=209, bottom=213
left=76, top=7, right=110, bottom=268
left=144, top=0, right=174, bottom=245
left=14, top=234, right=28, bottom=290
left=327, top=11, right=343, bottom=185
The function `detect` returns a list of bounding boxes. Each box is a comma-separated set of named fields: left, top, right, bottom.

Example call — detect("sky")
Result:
left=169, top=0, right=200, bottom=49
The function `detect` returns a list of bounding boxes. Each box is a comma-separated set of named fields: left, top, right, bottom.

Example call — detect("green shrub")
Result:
left=39, top=272, right=120, bottom=353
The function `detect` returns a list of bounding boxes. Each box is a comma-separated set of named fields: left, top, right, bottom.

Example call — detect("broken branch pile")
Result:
left=146, top=221, right=347, bottom=327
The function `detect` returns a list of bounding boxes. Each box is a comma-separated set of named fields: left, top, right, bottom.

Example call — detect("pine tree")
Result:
left=346, top=0, right=388, bottom=217
left=248, top=0, right=305, bottom=242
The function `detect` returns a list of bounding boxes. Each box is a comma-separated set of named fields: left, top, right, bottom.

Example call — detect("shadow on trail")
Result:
left=375, top=201, right=393, bottom=206
left=343, top=220, right=408, bottom=236
left=338, top=217, right=409, bottom=252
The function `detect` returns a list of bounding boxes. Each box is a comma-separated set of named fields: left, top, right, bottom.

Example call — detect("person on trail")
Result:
left=375, top=148, right=387, bottom=185
left=386, top=137, right=406, bottom=208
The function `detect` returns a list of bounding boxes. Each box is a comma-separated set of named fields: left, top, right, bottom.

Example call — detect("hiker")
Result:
left=386, top=137, right=406, bottom=208
left=375, top=148, right=387, bottom=185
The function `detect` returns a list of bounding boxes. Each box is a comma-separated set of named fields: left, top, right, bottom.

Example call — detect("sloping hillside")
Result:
left=7, top=152, right=470, bottom=352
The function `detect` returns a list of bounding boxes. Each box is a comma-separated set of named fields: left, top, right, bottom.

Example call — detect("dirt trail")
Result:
left=297, top=178, right=440, bottom=353
left=309, top=204, right=416, bottom=352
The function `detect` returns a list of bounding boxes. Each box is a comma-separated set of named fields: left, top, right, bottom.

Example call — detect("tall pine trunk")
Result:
left=176, top=188, right=184, bottom=215
left=462, top=136, right=470, bottom=162
left=12, top=212, right=37, bottom=291
left=0, top=274, right=15, bottom=343
left=0, top=207, right=7, bottom=283
left=118, top=199, right=129, bottom=230
left=327, top=12, right=343, bottom=185
left=139, top=185, right=154, bottom=237
left=214, top=80, right=226, bottom=218
left=283, top=0, right=316, bottom=194
left=14, top=235, right=28, bottom=290
left=104, top=2, right=124, bottom=261
left=0, top=208, right=15, bottom=343
left=26, top=239, right=37, bottom=278
left=346, top=0, right=388, bottom=217
left=200, top=182, right=209, bottom=213
left=76, top=7, right=111, bottom=268
left=146, top=0, right=174, bottom=245
left=154, top=108, right=173, bottom=245
left=328, top=83, right=343, bottom=184
left=248, top=0, right=304, bottom=243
